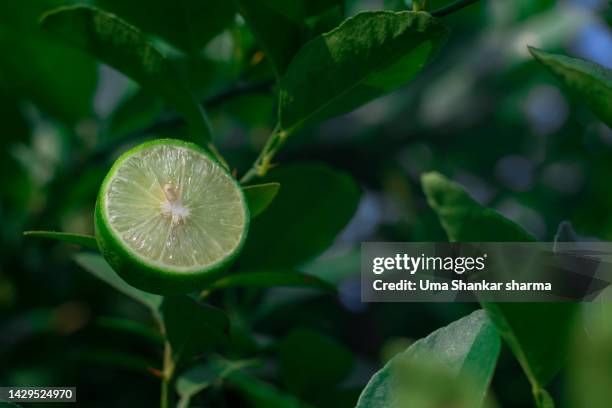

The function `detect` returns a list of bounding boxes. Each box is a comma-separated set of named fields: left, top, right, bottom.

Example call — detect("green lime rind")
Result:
left=95, top=138, right=249, bottom=295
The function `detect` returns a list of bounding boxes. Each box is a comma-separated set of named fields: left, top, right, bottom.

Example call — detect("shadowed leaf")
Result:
left=96, top=0, right=235, bottom=53
left=176, top=357, right=257, bottom=408
left=96, top=316, right=164, bottom=344
left=207, top=271, right=335, bottom=293
left=24, top=231, right=98, bottom=250
left=162, top=296, right=229, bottom=365
left=243, top=182, right=280, bottom=217
left=227, top=369, right=315, bottom=408
left=41, top=5, right=212, bottom=141
left=279, top=328, right=353, bottom=398
left=237, top=163, right=360, bottom=269
left=73, top=253, right=163, bottom=312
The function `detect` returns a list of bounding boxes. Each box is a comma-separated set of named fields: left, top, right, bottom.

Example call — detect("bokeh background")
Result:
left=1, top=0, right=611, bottom=407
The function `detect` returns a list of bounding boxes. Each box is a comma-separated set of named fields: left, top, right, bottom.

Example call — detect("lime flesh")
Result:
left=95, top=139, right=248, bottom=294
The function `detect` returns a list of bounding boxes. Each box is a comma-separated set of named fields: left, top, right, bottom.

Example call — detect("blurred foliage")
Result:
left=1, top=0, right=611, bottom=407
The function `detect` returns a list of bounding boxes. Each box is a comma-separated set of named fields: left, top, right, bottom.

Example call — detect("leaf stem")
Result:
left=240, top=125, right=289, bottom=184
left=160, top=340, right=175, bottom=408
left=431, top=0, right=479, bottom=17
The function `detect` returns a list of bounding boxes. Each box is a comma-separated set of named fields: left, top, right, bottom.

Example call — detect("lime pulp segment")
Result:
left=102, top=142, right=247, bottom=272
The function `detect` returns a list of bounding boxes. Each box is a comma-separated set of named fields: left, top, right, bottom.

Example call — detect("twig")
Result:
left=137, top=79, right=275, bottom=137
left=431, top=0, right=480, bottom=17
left=240, top=125, right=288, bottom=184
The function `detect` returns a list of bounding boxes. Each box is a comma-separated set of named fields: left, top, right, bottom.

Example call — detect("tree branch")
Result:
left=138, top=79, right=275, bottom=136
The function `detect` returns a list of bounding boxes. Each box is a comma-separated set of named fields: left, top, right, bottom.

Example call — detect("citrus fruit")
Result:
left=94, top=139, right=249, bottom=294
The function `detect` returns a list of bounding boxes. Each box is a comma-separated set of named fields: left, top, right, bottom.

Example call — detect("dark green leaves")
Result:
left=278, top=11, right=448, bottom=133
left=24, top=231, right=98, bottom=250
left=73, top=253, right=163, bottom=312
left=0, top=31, right=97, bottom=122
left=357, top=310, right=500, bottom=408
left=96, top=0, right=236, bottom=53
left=0, top=1, right=97, bottom=123
left=162, top=296, right=229, bottom=364
left=483, top=302, right=577, bottom=388
left=226, top=370, right=314, bottom=408
left=97, top=316, right=164, bottom=344
left=40, top=5, right=212, bottom=141
left=243, top=182, right=280, bottom=217
left=235, top=0, right=302, bottom=76
left=238, top=163, right=360, bottom=268
left=235, top=0, right=343, bottom=76
left=279, top=328, right=353, bottom=398
left=207, top=271, right=335, bottom=293
left=175, top=357, right=256, bottom=408
left=72, top=347, right=159, bottom=376
left=529, top=47, right=612, bottom=127
left=421, top=172, right=579, bottom=404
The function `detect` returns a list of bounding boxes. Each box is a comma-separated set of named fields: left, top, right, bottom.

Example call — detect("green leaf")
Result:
left=303, top=248, right=360, bottom=284
left=571, top=288, right=612, bottom=408
left=71, top=347, right=159, bottom=376
left=302, top=0, right=344, bottom=19
left=227, top=370, right=315, bottom=408
left=0, top=24, right=96, bottom=123
left=162, top=296, right=229, bottom=364
left=73, top=253, right=163, bottom=312
left=96, top=316, right=164, bottom=344
left=243, top=182, right=280, bottom=217
left=303, top=3, right=344, bottom=39
left=356, top=310, right=500, bottom=408
left=279, top=328, right=353, bottom=398
left=235, top=0, right=303, bottom=77
left=40, top=5, right=212, bottom=141
left=278, top=11, right=448, bottom=133
left=421, top=172, right=579, bottom=394
left=421, top=172, right=537, bottom=242
left=207, top=271, right=336, bottom=292
left=0, top=32, right=96, bottom=123
left=24, top=231, right=98, bottom=250
left=248, top=0, right=342, bottom=22
left=237, top=163, right=360, bottom=269
left=529, top=47, right=612, bottom=127
left=176, top=357, right=257, bottom=408
left=483, top=302, right=576, bottom=394
left=235, top=0, right=344, bottom=77
left=96, top=0, right=236, bottom=53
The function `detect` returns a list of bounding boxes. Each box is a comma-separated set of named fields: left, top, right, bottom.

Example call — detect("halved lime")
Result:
left=95, top=139, right=249, bottom=294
